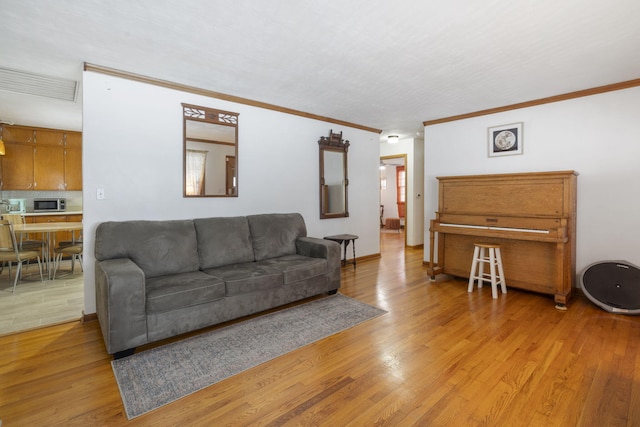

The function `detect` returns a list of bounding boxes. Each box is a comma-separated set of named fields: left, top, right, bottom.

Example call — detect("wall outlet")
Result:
left=96, top=188, right=105, bottom=200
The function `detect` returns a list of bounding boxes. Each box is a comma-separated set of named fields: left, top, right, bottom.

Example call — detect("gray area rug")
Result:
left=111, top=294, right=387, bottom=419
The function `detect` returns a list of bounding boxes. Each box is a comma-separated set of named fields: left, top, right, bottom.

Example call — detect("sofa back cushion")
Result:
left=95, top=220, right=200, bottom=278
left=247, top=213, right=307, bottom=261
left=194, top=216, right=255, bottom=269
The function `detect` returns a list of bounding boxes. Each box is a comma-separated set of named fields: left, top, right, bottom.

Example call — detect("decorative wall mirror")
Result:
left=183, top=103, right=239, bottom=197
left=319, top=130, right=349, bottom=218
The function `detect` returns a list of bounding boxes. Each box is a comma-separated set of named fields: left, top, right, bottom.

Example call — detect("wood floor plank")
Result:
left=2, top=232, right=640, bottom=426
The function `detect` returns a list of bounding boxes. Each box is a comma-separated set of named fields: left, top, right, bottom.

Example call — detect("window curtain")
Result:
left=186, top=149, right=208, bottom=196
left=396, top=166, right=405, bottom=218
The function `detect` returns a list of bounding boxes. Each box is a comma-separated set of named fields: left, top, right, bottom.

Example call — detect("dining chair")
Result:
left=0, top=220, right=44, bottom=293
left=53, top=243, right=83, bottom=280
left=1, top=213, right=48, bottom=253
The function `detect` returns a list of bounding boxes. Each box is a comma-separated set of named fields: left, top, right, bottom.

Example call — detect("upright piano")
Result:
left=427, top=171, right=577, bottom=307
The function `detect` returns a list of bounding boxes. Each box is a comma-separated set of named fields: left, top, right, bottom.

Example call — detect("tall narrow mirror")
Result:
left=319, top=130, right=349, bottom=218
left=183, top=103, right=239, bottom=197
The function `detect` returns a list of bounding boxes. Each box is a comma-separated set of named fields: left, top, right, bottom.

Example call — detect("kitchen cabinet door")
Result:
left=2, top=142, right=34, bottom=190
left=64, top=133, right=82, bottom=190
left=34, top=145, right=65, bottom=190
left=35, top=129, right=64, bottom=146
left=2, top=126, right=34, bottom=144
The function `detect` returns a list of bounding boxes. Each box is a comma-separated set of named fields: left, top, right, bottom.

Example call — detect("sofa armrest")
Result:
left=95, top=258, right=148, bottom=354
left=296, top=237, right=341, bottom=291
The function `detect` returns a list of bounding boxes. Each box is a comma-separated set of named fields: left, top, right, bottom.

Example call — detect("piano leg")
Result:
left=428, top=226, right=437, bottom=281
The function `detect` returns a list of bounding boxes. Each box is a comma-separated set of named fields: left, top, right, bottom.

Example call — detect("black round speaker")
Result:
left=580, top=260, right=640, bottom=315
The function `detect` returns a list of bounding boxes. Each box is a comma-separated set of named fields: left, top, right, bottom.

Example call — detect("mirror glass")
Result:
left=319, top=130, right=349, bottom=218
left=183, top=103, right=238, bottom=197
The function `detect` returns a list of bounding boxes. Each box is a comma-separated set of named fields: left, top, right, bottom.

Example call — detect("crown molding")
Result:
left=84, top=63, right=382, bottom=134
left=423, top=78, right=640, bottom=126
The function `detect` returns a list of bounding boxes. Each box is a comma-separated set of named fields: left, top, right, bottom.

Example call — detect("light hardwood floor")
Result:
left=0, top=260, right=84, bottom=335
left=1, top=232, right=639, bottom=426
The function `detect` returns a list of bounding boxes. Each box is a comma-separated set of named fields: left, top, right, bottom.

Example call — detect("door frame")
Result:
left=380, top=154, right=408, bottom=248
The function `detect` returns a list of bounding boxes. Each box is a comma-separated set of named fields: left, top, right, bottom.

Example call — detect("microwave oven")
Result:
left=34, top=198, right=66, bottom=212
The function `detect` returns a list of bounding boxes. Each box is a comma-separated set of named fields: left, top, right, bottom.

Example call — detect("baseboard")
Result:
left=352, top=253, right=381, bottom=264
left=82, top=311, right=98, bottom=323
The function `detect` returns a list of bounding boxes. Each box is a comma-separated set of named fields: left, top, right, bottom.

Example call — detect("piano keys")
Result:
left=427, top=171, right=577, bottom=307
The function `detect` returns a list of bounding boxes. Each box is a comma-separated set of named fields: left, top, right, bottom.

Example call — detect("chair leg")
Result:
left=53, top=253, right=62, bottom=280
left=37, top=257, right=44, bottom=283
left=12, top=262, right=22, bottom=293
left=53, top=252, right=84, bottom=279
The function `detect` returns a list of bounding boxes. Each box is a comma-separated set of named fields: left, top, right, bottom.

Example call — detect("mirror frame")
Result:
left=318, top=130, right=349, bottom=219
left=182, top=103, right=239, bottom=197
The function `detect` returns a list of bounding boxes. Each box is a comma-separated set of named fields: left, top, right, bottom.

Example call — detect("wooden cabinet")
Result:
left=2, top=126, right=35, bottom=143
left=35, top=129, right=64, bottom=146
left=2, top=142, right=35, bottom=189
left=0, top=124, right=82, bottom=190
left=34, top=144, right=66, bottom=190
left=64, top=133, right=82, bottom=190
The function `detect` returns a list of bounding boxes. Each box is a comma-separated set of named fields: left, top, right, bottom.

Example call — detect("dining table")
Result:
left=13, top=221, right=83, bottom=280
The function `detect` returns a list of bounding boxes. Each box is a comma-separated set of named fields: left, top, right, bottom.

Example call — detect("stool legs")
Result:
left=488, top=248, right=498, bottom=298
left=495, top=247, right=507, bottom=295
left=467, top=245, right=481, bottom=292
left=468, top=244, right=506, bottom=299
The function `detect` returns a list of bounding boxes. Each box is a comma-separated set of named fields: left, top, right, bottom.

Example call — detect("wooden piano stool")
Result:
left=468, top=243, right=506, bottom=299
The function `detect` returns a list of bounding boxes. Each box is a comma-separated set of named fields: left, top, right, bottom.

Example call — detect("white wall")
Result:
left=424, top=85, right=640, bottom=283
left=380, top=137, right=425, bottom=247
left=82, top=71, right=380, bottom=314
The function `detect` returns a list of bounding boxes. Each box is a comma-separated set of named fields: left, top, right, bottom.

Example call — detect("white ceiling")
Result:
left=1, top=0, right=639, bottom=140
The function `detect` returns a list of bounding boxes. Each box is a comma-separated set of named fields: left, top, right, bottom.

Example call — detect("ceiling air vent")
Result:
left=0, top=67, right=78, bottom=102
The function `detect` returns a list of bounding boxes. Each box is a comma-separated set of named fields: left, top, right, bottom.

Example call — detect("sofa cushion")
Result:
left=246, top=213, right=307, bottom=261
left=95, top=220, right=200, bottom=278
left=203, top=263, right=283, bottom=296
left=257, top=254, right=328, bottom=284
left=146, top=271, right=226, bottom=313
left=194, top=216, right=255, bottom=269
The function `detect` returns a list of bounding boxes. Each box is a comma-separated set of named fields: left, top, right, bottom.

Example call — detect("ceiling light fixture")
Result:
left=387, top=135, right=399, bottom=144
left=0, top=67, right=78, bottom=102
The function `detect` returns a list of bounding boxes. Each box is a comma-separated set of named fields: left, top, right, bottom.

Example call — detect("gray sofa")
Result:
left=94, top=213, right=341, bottom=358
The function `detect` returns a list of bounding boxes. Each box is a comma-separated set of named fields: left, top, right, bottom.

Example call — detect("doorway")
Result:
left=0, top=264, right=84, bottom=335
left=380, top=155, right=407, bottom=250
